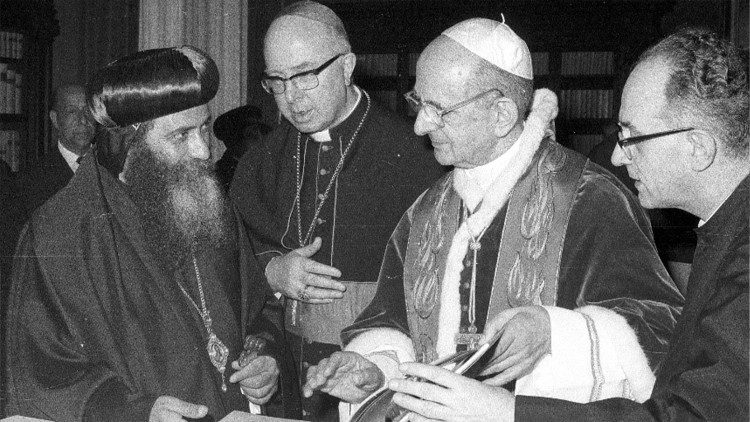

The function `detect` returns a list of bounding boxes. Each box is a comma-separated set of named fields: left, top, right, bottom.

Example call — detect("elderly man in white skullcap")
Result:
left=302, top=17, right=684, bottom=421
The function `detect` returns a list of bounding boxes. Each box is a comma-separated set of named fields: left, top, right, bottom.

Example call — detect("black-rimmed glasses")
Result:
left=261, top=54, right=345, bottom=94
left=617, top=127, right=694, bottom=159
left=404, top=89, right=503, bottom=127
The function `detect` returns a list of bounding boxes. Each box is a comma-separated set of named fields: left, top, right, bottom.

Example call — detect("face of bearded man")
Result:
left=122, top=105, right=232, bottom=272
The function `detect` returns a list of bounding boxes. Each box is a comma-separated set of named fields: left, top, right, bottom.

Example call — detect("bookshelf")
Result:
left=0, top=0, right=58, bottom=173
left=331, top=0, right=673, bottom=157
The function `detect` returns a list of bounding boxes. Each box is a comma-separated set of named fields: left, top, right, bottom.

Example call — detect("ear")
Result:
left=342, top=52, right=356, bottom=85
left=49, top=110, right=60, bottom=130
left=687, top=129, right=717, bottom=172
left=490, top=96, right=518, bottom=138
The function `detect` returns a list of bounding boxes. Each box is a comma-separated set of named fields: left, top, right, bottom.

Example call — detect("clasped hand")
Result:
left=479, top=305, right=551, bottom=386
left=302, top=351, right=385, bottom=403
left=266, top=237, right=346, bottom=303
left=148, top=356, right=279, bottom=421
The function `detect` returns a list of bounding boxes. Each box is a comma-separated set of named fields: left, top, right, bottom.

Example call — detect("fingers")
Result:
left=302, top=259, right=343, bottom=279
left=389, top=377, right=451, bottom=405
left=150, top=396, right=207, bottom=422
left=397, top=363, right=464, bottom=390
left=242, top=382, right=278, bottom=404
left=229, top=356, right=278, bottom=384
left=300, top=284, right=344, bottom=301
left=295, top=237, right=323, bottom=257
left=392, top=392, right=449, bottom=421
left=305, top=274, right=346, bottom=292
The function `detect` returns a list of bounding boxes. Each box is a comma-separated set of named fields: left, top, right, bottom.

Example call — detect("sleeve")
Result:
left=556, top=167, right=684, bottom=370
left=229, top=140, right=288, bottom=271
left=341, top=208, right=415, bottom=349
left=516, top=231, right=748, bottom=422
left=4, top=225, right=155, bottom=422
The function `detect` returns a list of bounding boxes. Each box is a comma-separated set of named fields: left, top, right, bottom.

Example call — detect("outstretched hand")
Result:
left=302, top=351, right=384, bottom=403
left=479, top=305, right=551, bottom=386
left=265, top=237, right=346, bottom=303
left=389, top=362, right=514, bottom=422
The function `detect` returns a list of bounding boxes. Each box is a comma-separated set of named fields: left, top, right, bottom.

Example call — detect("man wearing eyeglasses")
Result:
left=367, top=27, right=748, bottom=422
left=301, top=17, right=684, bottom=420
left=228, top=1, right=443, bottom=419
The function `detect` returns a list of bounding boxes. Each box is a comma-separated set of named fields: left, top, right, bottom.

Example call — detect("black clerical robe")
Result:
left=515, top=175, right=749, bottom=421
left=341, top=140, right=683, bottom=413
left=4, top=154, right=297, bottom=421
left=230, top=89, right=443, bottom=348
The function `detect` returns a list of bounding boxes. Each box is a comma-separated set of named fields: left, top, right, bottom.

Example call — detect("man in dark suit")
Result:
left=18, top=84, right=96, bottom=217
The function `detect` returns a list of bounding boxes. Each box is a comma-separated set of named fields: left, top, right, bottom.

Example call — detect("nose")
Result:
left=611, top=142, right=630, bottom=167
left=188, top=131, right=211, bottom=161
left=283, top=80, right=304, bottom=103
left=413, top=109, right=438, bottom=136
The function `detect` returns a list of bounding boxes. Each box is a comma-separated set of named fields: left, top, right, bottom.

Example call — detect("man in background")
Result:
left=5, top=46, right=294, bottom=421
left=213, top=104, right=271, bottom=191
left=229, top=1, right=443, bottom=419
left=18, top=84, right=96, bottom=217
left=387, top=27, right=748, bottom=422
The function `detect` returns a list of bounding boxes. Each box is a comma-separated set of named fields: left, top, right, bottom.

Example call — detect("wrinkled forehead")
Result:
left=263, top=15, right=341, bottom=72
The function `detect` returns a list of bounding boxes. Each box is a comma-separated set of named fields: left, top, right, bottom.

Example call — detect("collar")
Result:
left=58, top=141, right=80, bottom=172
left=697, top=174, right=749, bottom=232
left=309, top=86, right=363, bottom=143
left=453, top=148, right=514, bottom=211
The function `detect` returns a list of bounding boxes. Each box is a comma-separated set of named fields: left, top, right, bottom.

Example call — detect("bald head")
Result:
left=262, top=1, right=357, bottom=134
left=418, top=35, right=533, bottom=121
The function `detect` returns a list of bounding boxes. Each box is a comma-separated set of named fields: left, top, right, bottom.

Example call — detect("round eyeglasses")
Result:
left=404, top=89, right=502, bottom=127
left=261, top=54, right=345, bottom=95
left=617, top=127, right=694, bottom=160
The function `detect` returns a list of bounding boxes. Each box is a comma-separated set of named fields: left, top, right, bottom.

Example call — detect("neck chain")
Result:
left=177, top=244, right=230, bottom=392
left=294, top=90, right=371, bottom=247
left=463, top=205, right=489, bottom=349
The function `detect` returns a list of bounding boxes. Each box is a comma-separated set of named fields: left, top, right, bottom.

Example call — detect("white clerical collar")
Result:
left=58, top=141, right=80, bottom=173
left=309, top=86, right=362, bottom=143
left=453, top=147, right=514, bottom=211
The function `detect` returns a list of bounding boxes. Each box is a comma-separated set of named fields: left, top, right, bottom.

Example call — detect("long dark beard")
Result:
left=124, top=145, right=233, bottom=272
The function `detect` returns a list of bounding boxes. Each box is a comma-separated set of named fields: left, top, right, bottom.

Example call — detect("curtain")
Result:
left=139, top=0, right=248, bottom=118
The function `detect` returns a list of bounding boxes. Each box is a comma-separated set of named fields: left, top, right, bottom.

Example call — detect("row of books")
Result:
left=0, top=31, right=23, bottom=60
left=559, top=89, right=613, bottom=119
left=0, top=64, right=22, bottom=114
left=0, top=130, right=20, bottom=172
left=560, top=51, right=614, bottom=75
left=568, top=134, right=604, bottom=157
left=356, top=53, right=398, bottom=77
left=355, top=50, right=612, bottom=79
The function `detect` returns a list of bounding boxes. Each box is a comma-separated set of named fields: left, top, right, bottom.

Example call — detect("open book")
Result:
left=350, top=332, right=502, bottom=422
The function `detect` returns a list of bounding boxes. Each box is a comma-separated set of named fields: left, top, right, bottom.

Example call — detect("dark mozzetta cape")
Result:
left=229, top=91, right=445, bottom=282
left=516, top=175, right=749, bottom=421
left=18, top=144, right=74, bottom=219
left=4, top=154, right=295, bottom=421
left=343, top=140, right=684, bottom=368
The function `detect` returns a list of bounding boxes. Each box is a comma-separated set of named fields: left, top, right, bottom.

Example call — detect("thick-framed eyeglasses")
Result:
left=404, top=88, right=502, bottom=127
left=261, top=53, right=345, bottom=95
left=617, top=127, right=694, bottom=160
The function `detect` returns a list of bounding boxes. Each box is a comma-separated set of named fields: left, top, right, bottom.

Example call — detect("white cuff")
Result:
left=516, top=305, right=654, bottom=403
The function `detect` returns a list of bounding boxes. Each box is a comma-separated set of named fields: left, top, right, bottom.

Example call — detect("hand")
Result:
left=265, top=237, right=346, bottom=304
left=148, top=396, right=208, bottom=422
left=230, top=355, right=279, bottom=405
left=479, top=305, right=551, bottom=386
left=389, top=362, right=514, bottom=422
left=302, top=351, right=384, bottom=403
